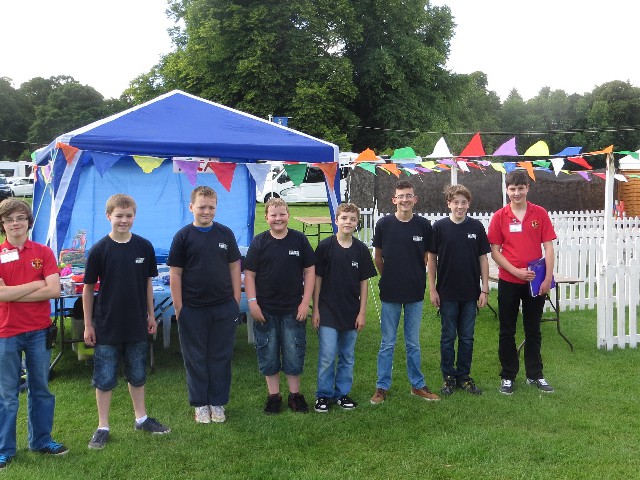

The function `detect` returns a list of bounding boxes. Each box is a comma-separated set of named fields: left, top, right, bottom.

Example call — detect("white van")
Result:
left=257, top=165, right=350, bottom=203
left=0, top=161, right=33, bottom=178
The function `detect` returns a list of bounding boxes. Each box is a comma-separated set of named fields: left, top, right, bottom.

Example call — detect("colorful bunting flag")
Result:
left=283, top=164, right=307, bottom=186
left=458, top=132, right=485, bottom=158
left=517, top=161, right=535, bottom=181
left=356, top=163, right=377, bottom=175
left=55, top=142, right=80, bottom=164
left=567, top=156, right=592, bottom=170
left=133, top=156, right=164, bottom=173
left=391, top=147, right=417, bottom=160
left=208, top=162, right=237, bottom=191
left=174, top=159, right=200, bottom=185
left=493, top=137, right=518, bottom=156
left=426, top=137, right=452, bottom=158
left=355, top=148, right=378, bottom=162
left=524, top=141, right=549, bottom=157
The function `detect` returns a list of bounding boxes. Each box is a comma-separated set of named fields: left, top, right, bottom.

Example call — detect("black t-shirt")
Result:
left=428, top=216, right=491, bottom=302
left=167, top=223, right=241, bottom=307
left=315, top=236, right=377, bottom=331
left=372, top=214, right=431, bottom=303
left=244, top=229, right=315, bottom=314
left=84, top=234, right=158, bottom=344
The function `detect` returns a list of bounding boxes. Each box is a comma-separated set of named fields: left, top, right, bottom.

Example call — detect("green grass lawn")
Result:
left=9, top=204, right=639, bottom=479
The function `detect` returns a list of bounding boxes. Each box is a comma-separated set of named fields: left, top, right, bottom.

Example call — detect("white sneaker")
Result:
left=195, top=406, right=211, bottom=424
left=209, top=405, right=226, bottom=423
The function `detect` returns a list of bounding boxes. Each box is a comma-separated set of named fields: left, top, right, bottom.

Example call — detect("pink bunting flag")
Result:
left=458, top=133, right=485, bottom=158
left=208, top=162, right=237, bottom=191
left=174, top=159, right=200, bottom=185
left=493, top=137, right=518, bottom=156
left=576, top=171, right=590, bottom=181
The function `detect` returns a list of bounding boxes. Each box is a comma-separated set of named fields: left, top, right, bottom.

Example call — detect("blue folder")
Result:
left=528, top=258, right=556, bottom=297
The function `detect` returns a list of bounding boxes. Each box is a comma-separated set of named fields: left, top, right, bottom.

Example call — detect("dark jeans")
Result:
left=498, top=279, right=546, bottom=380
left=439, top=300, right=477, bottom=380
left=177, top=299, right=239, bottom=407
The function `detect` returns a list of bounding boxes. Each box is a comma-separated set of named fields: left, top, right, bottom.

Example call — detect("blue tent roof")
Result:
left=35, top=90, right=337, bottom=163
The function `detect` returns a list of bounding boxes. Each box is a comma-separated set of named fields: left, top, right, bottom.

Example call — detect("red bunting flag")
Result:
left=458, top=133, right=486, bottom=158
left=567, top=156, right=592, bottom=170
left=207, top=162, right=237, bottom=192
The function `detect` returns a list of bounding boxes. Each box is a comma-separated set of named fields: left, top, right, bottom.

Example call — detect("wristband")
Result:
left=247, top=297, right=257, bottom=302
left=481, top=291, right=489, bottom=294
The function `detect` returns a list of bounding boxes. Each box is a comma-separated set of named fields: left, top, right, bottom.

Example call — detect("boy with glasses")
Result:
left=370, top=180, right=440, bottom=404
left=0, top=199, right=67, bottom=470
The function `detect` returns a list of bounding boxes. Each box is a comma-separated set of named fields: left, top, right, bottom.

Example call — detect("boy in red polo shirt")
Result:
left=487, top=170, right=556, bottom=395
left=0, top=199, right=67, bottom=470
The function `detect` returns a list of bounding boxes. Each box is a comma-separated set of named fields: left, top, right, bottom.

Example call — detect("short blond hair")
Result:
left=443, top=184, right=471, bottom=203
left=336, top=202, right=360, bottom=219
left=106, top=194, right=137, bottom=215
left=265, top=197, right=288, bottom=216
left=191, top=186, right=217, bottom=204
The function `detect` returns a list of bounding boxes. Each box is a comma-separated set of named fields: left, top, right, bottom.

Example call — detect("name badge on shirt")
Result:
left=0, top=249, right=19, bottom=263
left=509, top=223, right=523, bottom=233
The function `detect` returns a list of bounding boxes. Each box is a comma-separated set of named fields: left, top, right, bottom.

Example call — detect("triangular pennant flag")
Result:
left=555, top=146, right=583, bottom=157
left=523, top=141, right=549, bottom=157
left=355, top=148, right=378, bottom=162
left=415, top=167, right=432, bottom=173
left=41, top=163, right=53, bottom=184
left=532, top=160, right=551, bottom=168
left=467, top=162, right=484, bottom=170
left=420, top=161, right=436, bottom=169
left=614, top=173, right=628, bottom=182
left=491, top=163, right=506, bottom=174
left=592, top=172, right=606, bottom=180
left=439, top=158, right=456, bottom=166
left=576, top=171, right=590, bottom=181
left=427, top=137, right=453, bottom=158
left=503, top=162, right=517, bottom=173
left=617, top=150, right=640, bottom=160
left=402, top=168, right=420, bottom=176
left=550, top=158, right=564, bottom=176
left=493, top=137, right=518, bottom=156
left=132, top=155, right=164, bottom=173
left=435, top=163, right=451, bottom=170
left=379, top=164, right=402, bottom=177
left=587, top=145, right=614, bottom=155
left=399, top=162, right=416, bottom=169
left=458, top=132, right=485, bottom=158
left=283, top=164, right=308, bottom=186
left=567, top=156, right=593, bottom=170
left=517, top=161, right=535, bottom=181
left=55, top=142, right=80, bottom=164
left=245, top=163, right=273, bottom=191
left=174, top=159, right=200, bottom=185
left=457, top=160, right=470, bottom=172
left=91, top=152, right=123, bottom=177
left=391, top=147, right=417, bottom=160
left=356, top=163, right=377, bottom=175
left=315, top=163, right=338, bottom=191
left=208, top=162, right=237, bottom=191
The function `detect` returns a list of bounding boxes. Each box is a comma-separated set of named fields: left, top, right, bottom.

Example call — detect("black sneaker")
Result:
left=458, top=377, right=483, bottom=395
left=264, top=393, right=282, bottom=415
left=135, top=417, right=171, bottom=434
left=314, top=397, right=330, bottom=413
left=88, top=429, right=109, bottom=449
left=0, top=454, right=13, bottom=469
left=499, top=378, right=514, bottom=395
left=441, top=376, right=457, bottom=396
left=288, top=392, right=309, bottom=413
left=336, top=395, right=357, bottom=410
left=35, top=441, right=68, bottom=455
left=526, top=377, right=554, bottom=393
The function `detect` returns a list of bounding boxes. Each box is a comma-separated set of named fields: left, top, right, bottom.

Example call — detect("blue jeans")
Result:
left=92, top=341, right=148, bottom=391
left=439, top=300, right=477, bottom=380
left=316, top=326, right=357, bottom=399
left=0, top=328, right=55, bottom=456
left=253, top=311, right=306, bottom=376
left=376, top=301, right=425, bottom=390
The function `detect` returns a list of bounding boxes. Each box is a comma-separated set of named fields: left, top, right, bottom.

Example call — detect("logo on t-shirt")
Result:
left=31, top=258, right=43, bottom=269
left=412, top=236, right=423, bottom=242
left=219, top=243, right=228, bottom=250
left=467, top=233, right=477, bottom=239
left=352, top=261, right=359, bottom=268
left=531, top=220, right=540, bottom=229
left=289, top=250, right=300, bottom=256
left=135, top=258, right=145, bottom=263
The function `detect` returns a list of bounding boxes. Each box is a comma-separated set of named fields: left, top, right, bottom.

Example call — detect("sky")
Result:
left=2, top=1, right=639, bottom=101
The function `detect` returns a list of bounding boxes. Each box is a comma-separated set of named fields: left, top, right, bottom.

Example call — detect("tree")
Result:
left=0, top=78, right=34, bottom=160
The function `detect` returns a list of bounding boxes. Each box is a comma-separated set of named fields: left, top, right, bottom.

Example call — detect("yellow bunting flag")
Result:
left=523, top=141, right=549, bottom=157
left=133, top=156, right=164, bottom=173
left=491, top=163, right=506, bottom=174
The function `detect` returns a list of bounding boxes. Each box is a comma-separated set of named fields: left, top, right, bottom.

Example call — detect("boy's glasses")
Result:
left=394, top=194, right=415, bottom=200
left=2, top=216, right=28, bottom=224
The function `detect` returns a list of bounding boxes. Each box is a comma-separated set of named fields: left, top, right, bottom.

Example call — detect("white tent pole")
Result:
left=597, top=152, right=616, bottom=349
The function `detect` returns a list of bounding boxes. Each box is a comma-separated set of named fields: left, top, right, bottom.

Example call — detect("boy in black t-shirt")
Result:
left=371, top=180, right=440, bottom=404
left=244, top=198, right=315, bottom=414
left=312, top=203, right=377, bottom=412
left=427, top=185, right=490, bottom=396
left=84, top=194, right=170, bottom=450
left=167, top=186, right=241, bottom=424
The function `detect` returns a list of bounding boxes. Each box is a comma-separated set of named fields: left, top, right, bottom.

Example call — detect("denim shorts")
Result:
left=92, top=341, right=148, bottom=391
left=253, top=311, right=306, bottom=376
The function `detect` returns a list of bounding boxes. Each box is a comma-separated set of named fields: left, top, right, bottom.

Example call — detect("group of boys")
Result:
left=0, top=169, right=556, bottom=469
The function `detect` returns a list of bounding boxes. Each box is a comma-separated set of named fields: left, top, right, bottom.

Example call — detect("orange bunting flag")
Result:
left=517, top=161, right=535, bottom=181
left=379, top=164, right=402, bottom=177
left=207, top=162, right=237, bottom=192
left=587, top=145, right=614, bottom=155
left=567, top=156, right=592, bottom=170
left=56, top=142, right=80, bottom=164
left=315, top=162, right=338, bottom=188
left=458, top=133, right=485, bottom=158
left=355, top=148, right=378, bottom=162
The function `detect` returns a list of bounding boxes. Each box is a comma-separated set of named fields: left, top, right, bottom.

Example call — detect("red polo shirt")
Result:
left=487, top=202, right=556, bottom=284
left=0, top=239, right=59, bottom=337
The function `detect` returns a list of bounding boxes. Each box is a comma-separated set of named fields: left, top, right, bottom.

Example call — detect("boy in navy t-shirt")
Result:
left=427, top=185, right=490, bottom=396
left=370, top=180, right=440, bottom=404
left=312, top=203, right=377, bottom=412
left=244, top=198, right=315, bottom=414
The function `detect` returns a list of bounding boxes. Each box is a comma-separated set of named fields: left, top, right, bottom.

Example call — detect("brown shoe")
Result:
left=370, top=388, right=388, bottom=404
left=411, top=386, right=440, bottom=401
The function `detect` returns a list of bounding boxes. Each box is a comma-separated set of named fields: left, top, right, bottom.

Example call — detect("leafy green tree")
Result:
left=0, top=78, right=34, bottom=160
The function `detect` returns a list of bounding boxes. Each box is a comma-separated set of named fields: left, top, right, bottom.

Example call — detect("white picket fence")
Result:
left=357, top=208, right=640, bottom=349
